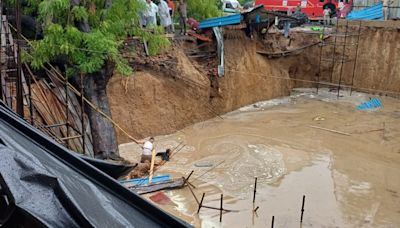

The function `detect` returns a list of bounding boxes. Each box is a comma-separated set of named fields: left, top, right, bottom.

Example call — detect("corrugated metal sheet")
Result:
left=347, top=2, right=383, bottom=20
left=353, top=0, right=400, bottom=19
left=199, top=14, right=241, bottom=29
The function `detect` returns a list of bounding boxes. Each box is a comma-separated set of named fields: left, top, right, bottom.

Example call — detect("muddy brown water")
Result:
left=120, top=89, right=400, bottom=227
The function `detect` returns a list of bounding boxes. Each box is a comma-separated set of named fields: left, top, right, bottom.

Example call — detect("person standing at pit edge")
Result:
left=323, top=7, right=331, bottom=26
left=166, top=0, right=175, bottom=31
left=178, top=0, right=188, bottom=35
left=158, top=0, right=173, bottom=33
left=383, top=0, right=394, bottom=20
left=144, top=0, right=159, bottom=28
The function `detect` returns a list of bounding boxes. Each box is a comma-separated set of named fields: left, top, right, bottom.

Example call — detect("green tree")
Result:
left=17, top=0, right=170, bottom=159
left=187, top=0, right=222, bottom=20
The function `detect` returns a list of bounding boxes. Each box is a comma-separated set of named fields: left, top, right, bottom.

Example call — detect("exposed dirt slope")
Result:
left=108, top=21, right=400, bottom=144
left=108, top=45, right=213, bottom=143
left=214, top=32, right=293, bottom=112
left=108, top=33, right=315, bottom=143
left=315, top=20, right=400, bottom=97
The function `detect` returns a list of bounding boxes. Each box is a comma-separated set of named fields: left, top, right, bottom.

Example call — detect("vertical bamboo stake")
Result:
left=148, top=148, right=156, bottom=184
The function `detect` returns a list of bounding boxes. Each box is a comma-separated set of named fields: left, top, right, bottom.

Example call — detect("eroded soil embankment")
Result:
left=107, top=21, right=400, bottom=144
left=107, top=33, right=317, bottom=143
left=310, top=20, right=400, bottom=96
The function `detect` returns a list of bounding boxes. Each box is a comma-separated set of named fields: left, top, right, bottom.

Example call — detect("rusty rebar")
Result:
left=271, top=216, right=275, bottom=228
left=182, top=170, right=194, bottom=187
left=219, top=194, right=223, bottom=222
left=300, top=195, right=305, bottom=223
left=197, top=193, right=205, bottom=214
left=253, top=177, right=257, bottom=203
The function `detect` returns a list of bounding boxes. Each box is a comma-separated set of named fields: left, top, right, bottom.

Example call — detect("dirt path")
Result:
left=120, top=89, right=400, bottom=227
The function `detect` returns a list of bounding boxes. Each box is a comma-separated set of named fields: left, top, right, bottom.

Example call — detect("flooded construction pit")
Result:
left=120, top=88, right=400, bottom=227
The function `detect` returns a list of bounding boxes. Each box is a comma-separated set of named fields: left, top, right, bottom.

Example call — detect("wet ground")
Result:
left=120, top=88, right=400, bottom=227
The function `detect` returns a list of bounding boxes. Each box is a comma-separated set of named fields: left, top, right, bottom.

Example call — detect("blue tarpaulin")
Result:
left=120, top=175, right=171, bottom=186
left=199, top=14, right=241, bottom=29
left=347, top=3, right=384, bottom=20
left=356, top=98, right=382, bottom=110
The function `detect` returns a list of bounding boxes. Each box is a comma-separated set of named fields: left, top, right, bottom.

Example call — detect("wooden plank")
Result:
left=31, top=78, right=65, bottom=141
left=27, top=68, right=88, bottom=153
left=188, top=32, right=212, bottom=42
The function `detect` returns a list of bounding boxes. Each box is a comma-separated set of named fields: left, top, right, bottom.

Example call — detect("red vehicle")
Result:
left=254, top=0, right=353, bottom=20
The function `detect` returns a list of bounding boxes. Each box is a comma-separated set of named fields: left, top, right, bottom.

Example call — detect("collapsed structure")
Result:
left=1, top=0, right=400, bottom=226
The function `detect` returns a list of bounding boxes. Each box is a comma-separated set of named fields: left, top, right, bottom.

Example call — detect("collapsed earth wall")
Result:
left=108, top=20, right=400, bottom=143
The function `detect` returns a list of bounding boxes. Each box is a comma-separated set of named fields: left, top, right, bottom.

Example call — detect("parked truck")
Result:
left=254, top=0, right=353, bottom=20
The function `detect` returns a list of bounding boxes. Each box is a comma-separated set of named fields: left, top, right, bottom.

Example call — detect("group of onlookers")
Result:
left=139, top=0, right=188, bottom=35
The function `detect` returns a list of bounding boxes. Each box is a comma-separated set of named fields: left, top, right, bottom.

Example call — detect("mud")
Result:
left=120, top=89, right=400, bottom=227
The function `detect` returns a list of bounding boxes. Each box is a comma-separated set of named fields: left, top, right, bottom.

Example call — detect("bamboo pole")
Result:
left=148, top=148, right=156, bottom=184
left=309, top=125, right=351, bottom=136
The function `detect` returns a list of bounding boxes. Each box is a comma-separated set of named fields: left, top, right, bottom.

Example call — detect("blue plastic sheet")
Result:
left=357, top=98, right=382, bottom=110
left=347, top=3, right=384, bottom=20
